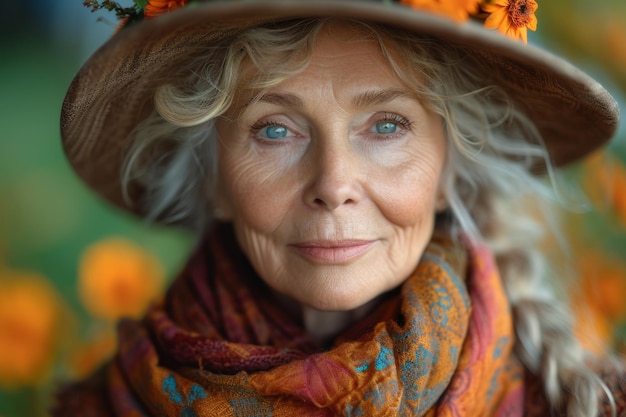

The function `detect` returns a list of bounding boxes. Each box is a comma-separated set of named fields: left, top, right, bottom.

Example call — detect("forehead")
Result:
left=310, top=21, right=385, bottom=58
left=303, top=22, right=399, bottom=79
left=234, top=21, right=413, bottom=108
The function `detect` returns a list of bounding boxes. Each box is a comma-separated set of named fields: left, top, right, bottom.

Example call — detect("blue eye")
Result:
left=374, top=121, right=398, bottom=134
left=263, top=125, right=289, bottom=139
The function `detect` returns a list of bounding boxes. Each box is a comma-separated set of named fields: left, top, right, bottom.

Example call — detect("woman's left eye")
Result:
left=373, top=121, right=398, bottom=134
left=369, top=114, right=412, bottom=137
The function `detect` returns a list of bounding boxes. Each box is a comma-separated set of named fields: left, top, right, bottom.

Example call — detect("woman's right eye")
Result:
left=250, top=121, right=295, bottom=142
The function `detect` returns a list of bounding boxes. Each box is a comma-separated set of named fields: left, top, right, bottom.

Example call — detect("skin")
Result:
left=215, top=23, right=447, bottom=322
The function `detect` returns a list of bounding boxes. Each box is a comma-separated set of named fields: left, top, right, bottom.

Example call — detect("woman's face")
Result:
left=216, top=23, right=447, bottom=311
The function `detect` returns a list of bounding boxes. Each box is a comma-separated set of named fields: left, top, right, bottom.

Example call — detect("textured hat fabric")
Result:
left=62, top=0, right=620, bottom=219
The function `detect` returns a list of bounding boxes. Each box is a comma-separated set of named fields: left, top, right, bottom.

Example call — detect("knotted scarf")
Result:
left=59, top=225, right=526, bottom=416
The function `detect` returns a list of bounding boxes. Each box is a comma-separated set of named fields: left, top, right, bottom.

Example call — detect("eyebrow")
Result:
left=351, top=88, right=413, bottom=108
left=251, top=88, right=413, bottom=110
left=255, top=93, right=304, bottom=109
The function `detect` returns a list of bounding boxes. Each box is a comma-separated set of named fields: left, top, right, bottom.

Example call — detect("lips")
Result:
left=289, top=240, right=376, bottom=264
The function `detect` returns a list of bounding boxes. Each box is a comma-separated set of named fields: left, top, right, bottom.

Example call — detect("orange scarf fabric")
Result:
left=69, top=226, right=525, bottom=416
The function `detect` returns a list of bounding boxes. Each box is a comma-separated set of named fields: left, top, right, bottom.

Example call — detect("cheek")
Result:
left=218, top=144, right=300, bottom=233
left=369, top=146, right=445, bottom=228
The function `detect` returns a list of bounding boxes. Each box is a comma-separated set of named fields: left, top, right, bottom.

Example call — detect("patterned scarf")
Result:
left=65, top=225, right=526, bottom=416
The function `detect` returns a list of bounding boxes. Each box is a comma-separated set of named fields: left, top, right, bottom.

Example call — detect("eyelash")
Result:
left=380, top=113, right=413, bottom=130
left=250, top=120, right=286, bottom=131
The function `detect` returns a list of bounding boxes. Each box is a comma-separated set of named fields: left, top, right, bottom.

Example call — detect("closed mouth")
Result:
left=289, top=240, right=376, bottom=264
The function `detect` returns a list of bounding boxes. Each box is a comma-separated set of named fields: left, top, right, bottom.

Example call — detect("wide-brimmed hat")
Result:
left=62, top=0, right=619, bottom=220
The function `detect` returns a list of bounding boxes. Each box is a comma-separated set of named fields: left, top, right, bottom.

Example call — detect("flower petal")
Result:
left=484, top=8, right=509, bottom=30
left=528, top=14, right=538, bottom=31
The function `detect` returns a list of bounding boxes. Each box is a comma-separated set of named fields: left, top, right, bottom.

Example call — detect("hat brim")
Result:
left=61, top=0, right=619, bottom=220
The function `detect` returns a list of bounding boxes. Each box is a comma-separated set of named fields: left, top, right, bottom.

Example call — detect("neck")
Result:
left=272, top=292, right=383, bottom=346
left=302, top=300, right=381, bottom=346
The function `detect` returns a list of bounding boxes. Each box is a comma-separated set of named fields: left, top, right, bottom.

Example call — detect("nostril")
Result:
left=312, top=197, right=355, bottom=207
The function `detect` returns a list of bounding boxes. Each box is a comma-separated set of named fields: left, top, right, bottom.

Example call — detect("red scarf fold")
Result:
left=104, top=225, right=525, bottom=416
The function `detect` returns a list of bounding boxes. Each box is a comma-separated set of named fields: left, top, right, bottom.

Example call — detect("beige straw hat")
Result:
left=62, top=0, right=619, bottom=219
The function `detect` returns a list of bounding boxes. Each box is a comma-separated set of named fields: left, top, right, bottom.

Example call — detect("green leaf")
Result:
left=134, top=0, right=150, bottom=8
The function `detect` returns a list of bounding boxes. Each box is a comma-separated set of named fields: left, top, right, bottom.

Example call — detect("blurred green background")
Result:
left=0, top=1, right=625, bottom=416
left=0, top=2, right=193, bottom=416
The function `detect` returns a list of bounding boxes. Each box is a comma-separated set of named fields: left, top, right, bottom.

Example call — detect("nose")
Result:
left=303, top=138, right=364, bottom=211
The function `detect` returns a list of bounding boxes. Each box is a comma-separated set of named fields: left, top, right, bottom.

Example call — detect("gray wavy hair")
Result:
left=122, top=18, right=616, bottom=416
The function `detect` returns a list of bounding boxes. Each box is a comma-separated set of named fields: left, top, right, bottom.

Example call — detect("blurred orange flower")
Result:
left=144, top=0, right=187, bottom=18
left=0, top=269, right=66, bottom=388
left=483, top=0, right=538, bottom=44
left=68, top=327, right=117, bottom=379
left=572, top=295, right=612, bottom=355
left=78, top=237, right=164, bottom=321
left=605, top=17, right=626, bottom=69
left=584, top=151, right=626, bottom=228
left=578, top=252, right=626, bottom=321
left=571, top=250, right=626, bottom=354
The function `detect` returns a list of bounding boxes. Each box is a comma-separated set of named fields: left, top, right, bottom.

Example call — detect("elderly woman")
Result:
left=55, top=1, right=623, bottom=416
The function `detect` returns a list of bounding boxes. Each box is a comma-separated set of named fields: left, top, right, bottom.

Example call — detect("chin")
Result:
left=303, top=300, right=359, bottom=312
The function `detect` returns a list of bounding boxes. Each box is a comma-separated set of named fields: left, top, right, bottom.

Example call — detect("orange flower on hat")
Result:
left=144, top=0, right=187, bottom=18
left=401, top=0, right=481, bottom=22
left=483, top=0, right=538, bottom=44
left=0, top=270, right=66, bottom=388
left=78, top=237, right=164, bottom=321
